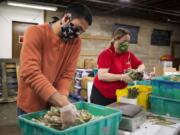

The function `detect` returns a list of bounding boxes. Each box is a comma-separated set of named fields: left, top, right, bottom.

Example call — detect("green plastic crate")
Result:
left=152, top=76, right=180, bottom=100
left=150, top=95, right=180, bottom=118
left=93, top=68, right=98, bottom=76
left=18, top=102, right=122, bottom=135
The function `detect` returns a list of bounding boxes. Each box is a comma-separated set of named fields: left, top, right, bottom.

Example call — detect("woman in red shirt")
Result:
left=91, top=28, right=145, bottom=105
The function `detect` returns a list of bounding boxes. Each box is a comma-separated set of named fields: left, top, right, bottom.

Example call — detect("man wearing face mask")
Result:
left=90, top=28, right=145, bottom=106
left=17, top=3, right=92, bottom=129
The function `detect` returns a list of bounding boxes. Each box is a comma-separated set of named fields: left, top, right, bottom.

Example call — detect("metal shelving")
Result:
left=0, top=59, right=19, bottom=103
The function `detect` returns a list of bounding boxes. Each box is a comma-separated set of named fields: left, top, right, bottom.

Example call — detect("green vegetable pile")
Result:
left=32, top=106, right=102, bottom=130
left=126, top=69, right=144, bottom=81
left=169, top=75, right=180, bottom=82
left=147, top=114, right=176, bottom=126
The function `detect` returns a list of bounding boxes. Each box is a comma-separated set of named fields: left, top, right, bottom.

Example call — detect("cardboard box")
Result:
left=84, top=59, right=96, bottom=69
left=81, top=76, right=94, bottom=89
left=160, top=61, right=173, bottom=67
left=77, top=58, right=84, bottom=68
left=80, top=89, right=87, bottom=100
left=154, top=64, right=177, bottom=76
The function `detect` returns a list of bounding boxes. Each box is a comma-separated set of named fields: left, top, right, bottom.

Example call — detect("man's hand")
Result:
left=60, top=103, right=79, bottom=129
left=48, top=92, right=70, bottom=107
left=48, top=93, right=79, bottom=129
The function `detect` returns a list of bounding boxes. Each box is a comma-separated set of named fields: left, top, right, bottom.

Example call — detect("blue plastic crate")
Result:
left=128, top=80, right=151, bottom=86
left=152, top=76, right=180, bottom=100
left=150, top=95, right=180, bottom=118
left=19, top=102, right=122, bottom=135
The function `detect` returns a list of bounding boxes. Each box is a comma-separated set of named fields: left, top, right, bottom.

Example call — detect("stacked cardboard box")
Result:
left=154, top=64, right=178, bottom=76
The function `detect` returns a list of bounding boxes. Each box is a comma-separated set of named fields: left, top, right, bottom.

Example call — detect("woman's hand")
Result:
left=136, top=64, right=145, bottom=72
left=121, top=74, right=134, bottom=83
left=98, top=68, right=123, bottom=82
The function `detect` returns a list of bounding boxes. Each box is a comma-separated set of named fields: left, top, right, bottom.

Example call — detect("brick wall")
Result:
left=45, top=10, right=180, bottom=73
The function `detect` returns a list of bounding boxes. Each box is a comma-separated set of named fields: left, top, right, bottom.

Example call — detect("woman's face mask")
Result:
left=117, top=41, right=129, bottom=53
left=60, top=23, right=81, bottom=42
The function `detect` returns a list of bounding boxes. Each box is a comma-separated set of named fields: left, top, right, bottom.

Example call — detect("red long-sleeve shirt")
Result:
left=17, top=24, right=81, bottom=112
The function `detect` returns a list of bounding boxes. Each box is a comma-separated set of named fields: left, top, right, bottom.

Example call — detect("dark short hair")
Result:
left=65, top=3, right=92, bottom=25
left=112, top=27, right=130, bottom=38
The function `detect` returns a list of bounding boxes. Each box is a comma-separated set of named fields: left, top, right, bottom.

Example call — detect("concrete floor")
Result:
left=0, top=102, right=21, bottom=135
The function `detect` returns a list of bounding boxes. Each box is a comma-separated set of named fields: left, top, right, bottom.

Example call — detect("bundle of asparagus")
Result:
left=127, top=87, right=139, bottom=99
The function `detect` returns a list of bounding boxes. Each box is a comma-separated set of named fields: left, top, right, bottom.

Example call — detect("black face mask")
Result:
left=60, top=23, right=80, bottom=42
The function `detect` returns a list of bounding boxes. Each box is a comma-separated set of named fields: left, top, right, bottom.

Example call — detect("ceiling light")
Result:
left=7, top=1, right=58, bottom=11
left=119, top=0, right=131, bottom=3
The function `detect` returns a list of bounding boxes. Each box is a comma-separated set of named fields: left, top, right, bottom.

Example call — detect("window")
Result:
left=113, top=24, right=139, bottom=44
left=151, top=29, right=171, bottom=46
